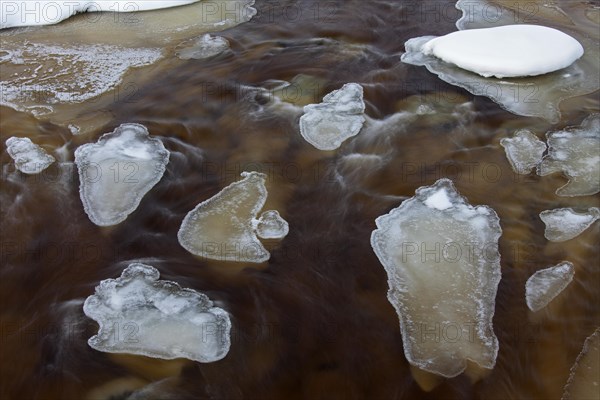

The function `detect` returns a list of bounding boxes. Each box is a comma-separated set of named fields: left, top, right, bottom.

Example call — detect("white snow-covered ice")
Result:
left=299, top=83, right=366, bottom=151
left=525, top=262, right=575, bottom=312
left=0, top=1, right=201, bottom=29
left=177, top=34, right=230, bottom=60
left=74, top=123, right=170, bottom=226
left=421, top=25, right=583, bottom=78
left=83, top=263, right=231, bottom=363
left=500, top=130, right=547, bottom=175
left=540, top=208, right=600, bottom=242
left=538, top=114, right=600, bottom=196
left=5, top=137, right=56, bottom=174
left=371, top=178, right=502, bottom=378
left=178, top=171, right=289, bottom=263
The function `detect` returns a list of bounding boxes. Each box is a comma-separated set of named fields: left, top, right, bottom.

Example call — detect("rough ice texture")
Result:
left=299, top=83, right=366, bottom=151
left=401, top=0, right=600, bottom=123
left=422, top=25, right=583, bottom=78
left=540, top=208, right=600, bottom=242
left=0, top=1, right=201, bottom=29
left=5, top=137, right=55, bottom=174
left=538, top=114, right=600, bottom=196
left=83, top=263, right=231, bottom=363
left=177, top=34, right=230, bottom=60
left=74, top=123, right=170, bottom=227
left=525, top=262, right=575, bottom=312
left=371, top=178, right=502, bottom=378
left=0, top=42, right=161, bottom=113
left=500, top=130, right=547, bottom=174
left=562, top=328, right=600, bottom=400
left=178, top=172, right=289, bottom=263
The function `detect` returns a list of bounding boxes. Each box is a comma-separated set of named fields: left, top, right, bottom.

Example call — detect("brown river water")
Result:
left=1, top=1, right=599, bottom=399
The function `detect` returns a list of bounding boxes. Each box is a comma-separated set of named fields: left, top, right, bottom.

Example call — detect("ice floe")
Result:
left=562, top=328, right=600, bottom=400
left=525, top=262, right=574, bottom=312
left=0, top=1, right=201, bottom=29
left=178, top=171, right=289, bottom=263
left=421, top=25, right=583, bottom=78
left=299, top=83, right=366, bottom=150
left=540, top=208, right=600, bottom=242
left=177, top=34, right=230, bottom=60
left=402, top=0, right=600, bottom=123
left=5, top=137, right=55, bottom=174
left=74, top=123, right=170, bottom=227
left=538, top=114, right=600, bottom=196
left=83, top=263, right=231, bottom=362
left=371, top=178, right=502, bottom=377
left=500, top=130, right=547, bottom=175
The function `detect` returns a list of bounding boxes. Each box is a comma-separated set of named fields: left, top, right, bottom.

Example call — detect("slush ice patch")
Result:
left=525, top=262, right=575, bottom=312
left=540, top=208, right=600, bottom=242
left=500, top=130, right=547, bottom=175
left=177, top=34, right=230, bottom=60
left=5, top=137, right=55, bottom=174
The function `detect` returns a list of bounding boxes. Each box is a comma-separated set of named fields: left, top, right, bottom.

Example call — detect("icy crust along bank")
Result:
left=83, top=263, right=231, bottom=363
left=0, top=1, right=201, bottom=29
left=74, top=123, right=170, bottom=227
left=540, top=208, right=600, bottom=242
left=563, top=328, right=600, bottom=400
left=299, top=83, right=366, bottom=151
left=525, top=262, right=575, bottom=312
left=500, top=130, right=547, bottom=175
left=5, top=137, right=56, bottom=174
left=538, top=114, right=600, bottom=196
left=371, top=178, right=502, bottom=378
left=178, top=172, right=289, bottom=263
left=421, top=25, right=583, bottom=78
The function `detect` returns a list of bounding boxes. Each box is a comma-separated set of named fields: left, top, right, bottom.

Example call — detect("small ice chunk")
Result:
left=525, top=262, right=575, bottom=312
left=74, top=123, right=170, bottom=227
left=177, top=34, right=230, bottom=60
left=83, top=263, right=231, bottom=362
left=1, top=1, right=201, bottom=29
left=422, top=25, right=583, bottom=78
left=5, top=137, right=55, bottom=174
left=178, top=172, right=289, bottom=263
left=538, top=114, right=600, bottom=196
left=562, top=328, right=600, bottom=400
left=540, top=208, right=600, bottom=242
left=255, top=210, right=289, bottom=239
left=371, top=178, right=502, bottom=378
left=500, top=130, right=547, bottom=174
left=299, top=83, right=366, bottom=150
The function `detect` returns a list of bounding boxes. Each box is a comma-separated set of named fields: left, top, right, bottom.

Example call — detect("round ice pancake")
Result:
left=422, top=24, right=584, bottom=78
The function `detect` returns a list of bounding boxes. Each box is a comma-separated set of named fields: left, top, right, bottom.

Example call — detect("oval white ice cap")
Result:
left=422, top=24, right=584, bottom=78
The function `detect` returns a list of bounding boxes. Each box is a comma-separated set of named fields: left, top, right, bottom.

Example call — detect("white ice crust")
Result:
left=178, top=171, right=289, bottom=263
left=83, top=263, right=231, bottom=363
left=540, top=208, right=600, bottom=242
left=74, top=123, right=170, bottom=227
left=1, top=1, right=201, bottom=29
left=299, top=83, right=366, bottom=151
left=538, top=114, right=600, bottom=196
left=177, top=34, right=230, bottom=60
left=525, top=262, right=575, bottom=312
left=371, top=178, right=502, bottom=378
left=422, top=25, right=583, bottom=78
left=500, top=130, right=547, bottom=175
left=5, top=137, right=55, bottom=174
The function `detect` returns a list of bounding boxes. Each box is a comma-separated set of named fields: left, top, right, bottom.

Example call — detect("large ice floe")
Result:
left=540, top=208, right=600, bottom=242
left=74, top=123, right=170, bottom=227
left=500, top=130, right=547, bottom=175
left=177, top=34, right=230, bottom=60
left=0, top=1, right=201, bottom=29
left=538, top=114, right=600, bottom=196
left=401, top=0, right=600, bottom=123
left=83, top=263, right=231, bottom=362
left=5, top=137, right=56, bottom=174
left=371, top=178, right=502, bottom=377
left=525, top=262, right=575, bottom=312
left=299, top=83, right=366, bottom=151
left=562, top=328, right=600, bottom=400
left=178, top=172, right=289, bottom=263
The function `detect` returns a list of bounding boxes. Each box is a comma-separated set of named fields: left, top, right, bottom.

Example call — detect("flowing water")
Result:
left=1, top=1, right=599, bottom=399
